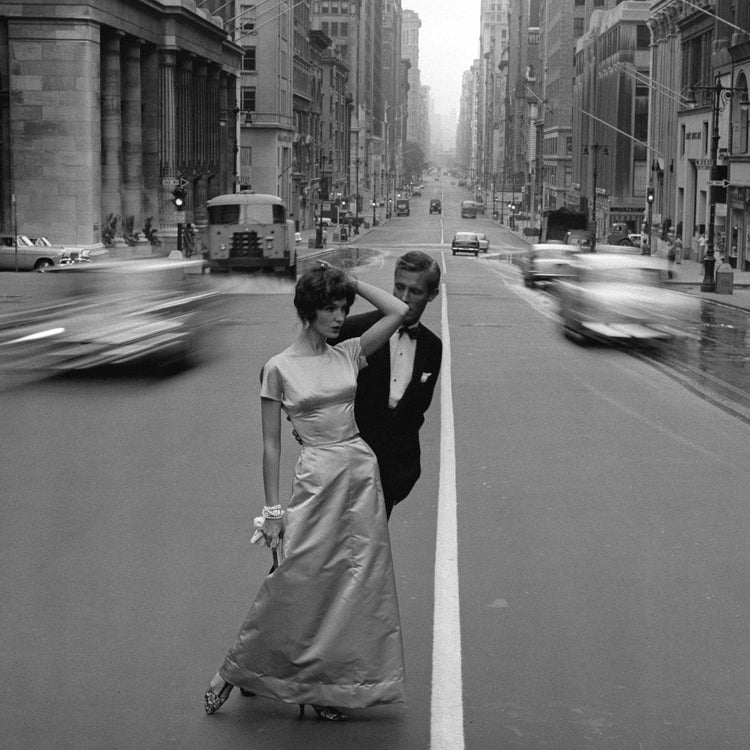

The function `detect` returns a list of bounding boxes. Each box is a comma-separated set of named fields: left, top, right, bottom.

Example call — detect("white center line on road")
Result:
left=430, top=280, right=465, bottom=750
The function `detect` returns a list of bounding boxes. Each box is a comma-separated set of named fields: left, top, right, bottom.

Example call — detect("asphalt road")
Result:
left=3, top=181, right=750, bottom=749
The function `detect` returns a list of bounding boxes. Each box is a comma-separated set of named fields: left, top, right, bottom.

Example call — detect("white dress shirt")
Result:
left=388, top=327, right=417, bottom=408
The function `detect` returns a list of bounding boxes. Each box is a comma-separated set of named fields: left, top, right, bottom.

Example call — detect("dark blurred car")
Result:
left=476, top=233, right=490, bottom=252
left=557, top=253, right=700, bottom=345
left=451, top=232, right=480, bottom=256
left=0, top=259, right=217, bottom=374
left=520, top=243, right=580, bottom=287
left=429, top=199, right=442, bottom=214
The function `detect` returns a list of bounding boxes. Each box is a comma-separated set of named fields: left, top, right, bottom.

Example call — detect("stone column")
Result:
left=141, top=45, right=160, bottom=225
left=101, top=31, right=123, bottom=231
left=159, top=49, right=177, bottom=228
left=193, top=61, right=208, bottom=220
left=121, top=38, right=143, bottom=235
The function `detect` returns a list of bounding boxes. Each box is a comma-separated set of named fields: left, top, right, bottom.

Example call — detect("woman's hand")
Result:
left=261, top=517, right=285, bottom=548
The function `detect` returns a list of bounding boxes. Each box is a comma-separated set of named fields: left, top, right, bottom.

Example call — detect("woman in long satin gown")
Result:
left=204, top=263, right=409, bottom=721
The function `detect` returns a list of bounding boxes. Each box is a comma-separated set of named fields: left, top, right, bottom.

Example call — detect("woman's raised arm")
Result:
left=354, top=278, right=408, bottom=357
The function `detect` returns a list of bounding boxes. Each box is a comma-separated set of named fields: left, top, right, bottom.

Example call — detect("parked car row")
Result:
left=0, top=234, right=91, bottom=272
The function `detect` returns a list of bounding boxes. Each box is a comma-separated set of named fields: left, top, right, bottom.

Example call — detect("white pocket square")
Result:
left=420, top=372, right=432, bottom=383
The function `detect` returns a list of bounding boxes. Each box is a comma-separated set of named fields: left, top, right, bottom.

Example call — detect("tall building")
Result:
left=402, top=9, right=423, bottom=150
left=233, top=0, right=295, bottom=209
left=538, top=0, right=620, bottom=212
left=0, top=0, right=241, bottom=248
left=572, top=2, right=650, bottom=237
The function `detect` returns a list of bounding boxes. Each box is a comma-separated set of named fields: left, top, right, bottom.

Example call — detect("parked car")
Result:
left=451, top=232, right=480, bottom=256
left=476, top=233, right=490, bottom=252
left=0, top=234, right=88, bottom=272
left=557, top=253, right=701, bottom=345
left=520, top=243, right=580, bottom=287
left=429, top=199, right=442, bottom=214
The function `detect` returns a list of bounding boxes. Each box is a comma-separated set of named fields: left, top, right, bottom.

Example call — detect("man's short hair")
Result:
left=395, top=250, right=441, bottom=293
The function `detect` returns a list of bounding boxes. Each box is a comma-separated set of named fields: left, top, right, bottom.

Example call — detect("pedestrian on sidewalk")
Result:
left=203, top=262, right=409, bottom=721
left=666, top=228, right=676, bottom=277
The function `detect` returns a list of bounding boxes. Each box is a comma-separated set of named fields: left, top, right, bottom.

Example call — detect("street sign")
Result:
left=708, top=179, right=730, bottom=187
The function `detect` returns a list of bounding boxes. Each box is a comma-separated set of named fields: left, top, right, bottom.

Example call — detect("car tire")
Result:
left=619, top=239, right=633, bottom=246
left=474, top=251, right=479, bottom=256
left=34, top=259, right=53, bottom=272
left=452, top=250, right=456, bottom=255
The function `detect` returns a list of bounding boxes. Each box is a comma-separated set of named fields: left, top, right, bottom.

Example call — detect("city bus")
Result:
left=205, top=192, right=296, bottom=276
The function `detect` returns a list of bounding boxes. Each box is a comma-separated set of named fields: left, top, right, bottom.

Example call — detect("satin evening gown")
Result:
left=219, top=338, right=406, bottom=709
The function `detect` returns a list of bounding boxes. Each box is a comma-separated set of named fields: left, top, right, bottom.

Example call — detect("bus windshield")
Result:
left=208, top=202, right=286, bottom=225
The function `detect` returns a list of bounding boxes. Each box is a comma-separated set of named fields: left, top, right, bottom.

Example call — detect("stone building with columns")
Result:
left=0, top=1, right=242, bottom=249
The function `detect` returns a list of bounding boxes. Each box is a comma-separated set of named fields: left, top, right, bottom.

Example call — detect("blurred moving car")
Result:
left=557, top=253, right=700, bottom=345
left=429, top=199, right=442, bottom=214
left=476, top=233, right=490, bottom=252
left=520, top=243, right=580, bottom=287
left=0, top=259, right=217, bottom=374
left=0, top=234, right=90, bottom=272
left=451, top=232, right=480, bottom=256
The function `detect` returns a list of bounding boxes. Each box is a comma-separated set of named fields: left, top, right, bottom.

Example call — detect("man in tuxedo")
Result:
left=337, top=251, right=442, bottom=518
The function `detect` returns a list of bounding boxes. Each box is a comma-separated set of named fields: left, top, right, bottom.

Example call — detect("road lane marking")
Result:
left=430, top=282, right=465, bottom=750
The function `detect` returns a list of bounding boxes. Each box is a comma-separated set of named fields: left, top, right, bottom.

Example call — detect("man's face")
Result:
left=393, top=268, right=439, bottom=327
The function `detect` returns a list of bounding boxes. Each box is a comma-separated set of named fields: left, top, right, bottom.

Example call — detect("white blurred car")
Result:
left=557, top=253, right=700, bottom=345
left=476, top=233, right=490, bottom=252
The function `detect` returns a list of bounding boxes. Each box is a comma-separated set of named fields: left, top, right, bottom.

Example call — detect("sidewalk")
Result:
left=639, top=255, right=750, bottom=313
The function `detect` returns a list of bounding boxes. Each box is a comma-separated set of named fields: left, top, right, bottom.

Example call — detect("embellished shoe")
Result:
left=298, top=704, right=348, bottom=721
left=204, top=675, right=234, bottom=715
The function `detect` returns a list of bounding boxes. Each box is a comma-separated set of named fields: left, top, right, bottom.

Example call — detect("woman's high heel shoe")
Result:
left=298, top=704, right=348, bottom=721
left=204, top=675, right=234, bottom=715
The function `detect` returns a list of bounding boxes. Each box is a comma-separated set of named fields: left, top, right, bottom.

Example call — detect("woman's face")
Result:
left=309, top=298, right=348, bottom=338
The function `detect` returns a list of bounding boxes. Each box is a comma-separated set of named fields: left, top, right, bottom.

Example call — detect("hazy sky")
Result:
left=404, top=0, right=482, bottom=121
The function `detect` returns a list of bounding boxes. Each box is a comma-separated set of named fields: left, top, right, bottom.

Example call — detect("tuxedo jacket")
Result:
left=337, top=310, right=442, bottom=514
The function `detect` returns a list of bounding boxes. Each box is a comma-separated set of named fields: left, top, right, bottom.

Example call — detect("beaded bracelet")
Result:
left=262, top=504, right=285, bottom=520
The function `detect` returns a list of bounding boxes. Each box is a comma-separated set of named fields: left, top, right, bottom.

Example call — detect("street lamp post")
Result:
left=582, top=144, right=608, bottom=243
left=686, top=79, right=749, bottom=291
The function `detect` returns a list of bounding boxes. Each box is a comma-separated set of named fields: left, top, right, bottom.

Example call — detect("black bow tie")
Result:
left=398, top=325, right=418, bottom=340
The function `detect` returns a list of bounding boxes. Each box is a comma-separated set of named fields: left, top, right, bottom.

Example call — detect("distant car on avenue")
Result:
left=451, top=232, right=480, bottom=256
left=429, top=199, right=442, bottom=214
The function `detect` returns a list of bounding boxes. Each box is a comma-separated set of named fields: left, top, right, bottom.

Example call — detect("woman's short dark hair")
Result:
left=294, top=264, right=357, bottom=323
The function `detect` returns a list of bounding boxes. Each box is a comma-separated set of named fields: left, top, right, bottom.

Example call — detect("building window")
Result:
left=574, top=17, right=584, bottom=36
left=243, top=47, right=256, bottom=72
left=242, top=87, right=256, bottom=112
left=240, top=4, right=255, bottom=32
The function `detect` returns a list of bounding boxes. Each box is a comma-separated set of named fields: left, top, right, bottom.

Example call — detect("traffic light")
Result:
left=646, top=186, right=654, bottom=205
left=172, top=187, right=186, bottom=211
